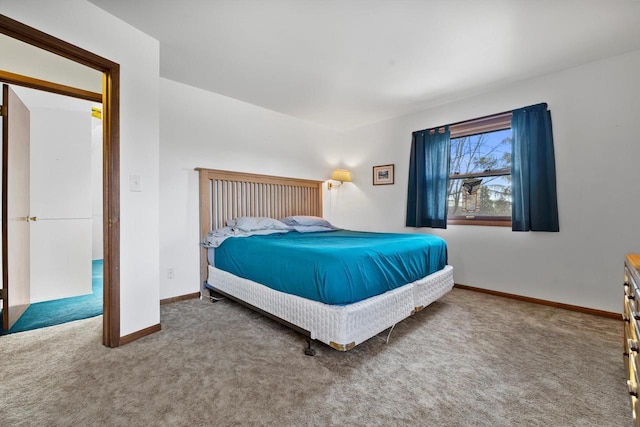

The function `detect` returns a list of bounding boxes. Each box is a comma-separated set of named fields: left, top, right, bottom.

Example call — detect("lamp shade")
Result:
left=331, top=169, right=352, bottom=182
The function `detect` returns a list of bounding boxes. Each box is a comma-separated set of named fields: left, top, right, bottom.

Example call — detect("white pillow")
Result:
left=233, top=216, right=290, bottom=232
left=280, top=215, right=335, bottom=228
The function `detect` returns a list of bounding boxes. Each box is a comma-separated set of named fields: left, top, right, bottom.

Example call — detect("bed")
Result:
left=197, top=168, right=454, bottom=353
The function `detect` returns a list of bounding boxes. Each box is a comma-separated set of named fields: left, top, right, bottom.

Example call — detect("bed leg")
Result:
left=208, top=288, right=221, bottom=303
left=304, top=339, right=316, bottom=356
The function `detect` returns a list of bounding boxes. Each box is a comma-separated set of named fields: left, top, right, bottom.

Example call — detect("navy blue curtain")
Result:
left=406, top=127, right=450, bottom=228
left=511, top=103, right=559, bottom=231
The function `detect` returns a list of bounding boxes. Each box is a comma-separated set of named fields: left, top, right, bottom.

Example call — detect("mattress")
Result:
left=206, top=264, right=454, bottom=350
left=212, top=230, right=448, bottom=305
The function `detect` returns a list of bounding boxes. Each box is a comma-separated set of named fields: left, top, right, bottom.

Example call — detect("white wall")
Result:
left=29, top=108, right=91, bottom=220
left=159, top=51, right=640, bottom=313
left=29, top=107, right=92, bottom=302
left=159, top=78, right=342, bottom=299
left=0, top=33, right=102, bottom=94
left=330, top=50, right=640, bottom=313
left=0, top=0, right=161, bottom=336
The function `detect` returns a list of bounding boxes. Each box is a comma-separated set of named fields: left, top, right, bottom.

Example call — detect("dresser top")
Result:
left=627, top=254, right=640, bottom=284
left=628, top=254, right=640, bottom=270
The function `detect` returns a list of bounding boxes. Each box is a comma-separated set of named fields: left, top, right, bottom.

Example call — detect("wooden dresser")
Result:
left=624, top=254, right=640, bottom=426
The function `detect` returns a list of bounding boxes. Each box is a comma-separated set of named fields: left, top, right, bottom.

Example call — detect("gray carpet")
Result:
left=0, top=288, right=630, bottom=426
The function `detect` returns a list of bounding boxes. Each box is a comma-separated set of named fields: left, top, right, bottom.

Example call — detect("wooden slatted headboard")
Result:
left=196, top=168, right=324, bottom=285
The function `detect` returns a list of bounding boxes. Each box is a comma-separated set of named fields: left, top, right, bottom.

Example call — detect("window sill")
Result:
left=447, top=218, right=511, bottom=227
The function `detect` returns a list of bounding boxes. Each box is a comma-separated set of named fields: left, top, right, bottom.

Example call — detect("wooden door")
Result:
left=1, top=84, right=31, bottom=330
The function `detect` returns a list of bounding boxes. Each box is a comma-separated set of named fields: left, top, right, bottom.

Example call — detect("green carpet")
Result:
left=0, top=259, right=103, bottom=334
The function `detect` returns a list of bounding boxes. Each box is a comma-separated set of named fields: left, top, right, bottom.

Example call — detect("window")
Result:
left=447, top=113, right=512, bottom=226
left=407, top=103, right=557, bottom=231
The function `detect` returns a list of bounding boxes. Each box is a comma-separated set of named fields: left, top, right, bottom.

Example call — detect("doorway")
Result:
left=0, top=14, right=121, bottom=346
left=0, top=85, right=104, bottom=333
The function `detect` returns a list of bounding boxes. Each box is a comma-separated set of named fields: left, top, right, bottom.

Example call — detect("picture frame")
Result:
left=373, top=164, right=394, bottom=185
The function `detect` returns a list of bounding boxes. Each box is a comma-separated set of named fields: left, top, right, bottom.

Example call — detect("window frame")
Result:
left=447, top=112, right=512, bottom=227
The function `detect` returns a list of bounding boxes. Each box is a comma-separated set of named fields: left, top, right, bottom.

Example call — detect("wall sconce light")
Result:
left=328, top=169, right=352, bottom=190
left=91, top=107, right=102, bottom=119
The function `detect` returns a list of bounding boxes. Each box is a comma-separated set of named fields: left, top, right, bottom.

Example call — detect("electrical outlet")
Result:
left=167, top=268, right=175, bottom=279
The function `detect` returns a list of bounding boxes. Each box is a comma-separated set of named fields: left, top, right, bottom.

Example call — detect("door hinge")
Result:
left=0, top=105, right=6, bottom=116
left=0, top=288, right=6, bottom=300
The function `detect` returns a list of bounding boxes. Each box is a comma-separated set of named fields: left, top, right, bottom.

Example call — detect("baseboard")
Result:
left=114, top=292, right=196, bottom=346
left=160, top=292, right=200, bottom=305
left=453, top=284, right=620, bottom=320
left=119, top=323, right=162, bottom=346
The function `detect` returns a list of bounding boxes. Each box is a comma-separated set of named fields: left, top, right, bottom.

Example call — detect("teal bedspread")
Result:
left=213, top=230, right=447, bottom=305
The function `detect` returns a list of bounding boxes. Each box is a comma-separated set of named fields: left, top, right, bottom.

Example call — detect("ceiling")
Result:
left=88, top=0, right=640, bottom=131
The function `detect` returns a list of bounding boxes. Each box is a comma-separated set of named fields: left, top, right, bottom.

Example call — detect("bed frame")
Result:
left=197, top=168, right=324, bottom=286
left=196, top=168, right=453, bottom=354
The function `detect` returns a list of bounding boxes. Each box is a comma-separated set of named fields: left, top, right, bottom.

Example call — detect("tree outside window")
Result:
left=448, top=128, right=512, bottom=223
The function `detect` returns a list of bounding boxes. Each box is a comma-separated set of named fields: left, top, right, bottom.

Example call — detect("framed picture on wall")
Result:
left=373, top=164, right=394, bottom=185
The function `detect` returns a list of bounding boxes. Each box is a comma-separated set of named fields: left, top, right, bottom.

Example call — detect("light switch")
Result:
left=129, top=174, right=142, bottom=192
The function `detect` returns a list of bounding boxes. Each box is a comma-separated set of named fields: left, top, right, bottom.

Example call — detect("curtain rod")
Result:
left=414, top=102, right=548, bottom=134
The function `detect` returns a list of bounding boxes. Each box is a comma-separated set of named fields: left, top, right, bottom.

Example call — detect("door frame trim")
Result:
left=0, top=70, right=102, bottom=103
left=0, top=14, right=121, bottom=347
